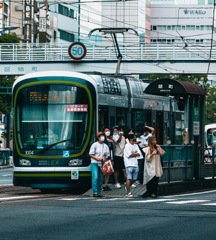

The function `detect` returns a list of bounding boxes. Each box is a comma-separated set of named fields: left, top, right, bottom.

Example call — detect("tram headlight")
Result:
left=68, top=159, right=83, bottom=166
left=19, top=159, right=31, bottom=166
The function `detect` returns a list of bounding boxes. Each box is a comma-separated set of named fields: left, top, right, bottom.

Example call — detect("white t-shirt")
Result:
left=89, top=142, right=110, bottom=165
left=142, top=133, right=152, bottom=146
left=124, top=142, right=139, bottom=168
left=113, top=135, right=125, bottom=157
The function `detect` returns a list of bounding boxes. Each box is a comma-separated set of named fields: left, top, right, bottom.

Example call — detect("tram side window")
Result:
left=175, top=113, right=184, bottom=145
left=116, top=108, right=127, bottom=127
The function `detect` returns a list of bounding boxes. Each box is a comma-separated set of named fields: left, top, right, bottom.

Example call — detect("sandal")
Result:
left=93, top=194, right=104, bottom=197
left=150, top=194, right=157, bottom=198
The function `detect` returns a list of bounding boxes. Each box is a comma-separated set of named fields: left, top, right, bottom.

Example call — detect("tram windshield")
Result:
left=16, top=84, right=89, bottom=150
left=206, top=128, right=216, bottom=147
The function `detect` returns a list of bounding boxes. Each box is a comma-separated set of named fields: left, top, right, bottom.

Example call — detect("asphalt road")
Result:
left=0, top=168, right=13, bottom=186
left=0, top=189, right=216, bottom=240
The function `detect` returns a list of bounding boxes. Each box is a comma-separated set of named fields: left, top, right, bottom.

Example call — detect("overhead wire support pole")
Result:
left=88, top=28, right=138, bottom=75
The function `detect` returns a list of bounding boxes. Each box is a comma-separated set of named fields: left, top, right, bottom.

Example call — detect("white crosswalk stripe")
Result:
left=165, top=200, right=210, bottom=204
left=201, top=203, right=216, bottom=206
left=131, top=199, right=175, bottom=203
left=0, top=196, right=38, bottom=201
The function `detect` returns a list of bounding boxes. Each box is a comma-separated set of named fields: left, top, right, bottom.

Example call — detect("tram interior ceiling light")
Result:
left=68, top=159, right=82, bottom=166
left=19, top=159, right=31, bottom=166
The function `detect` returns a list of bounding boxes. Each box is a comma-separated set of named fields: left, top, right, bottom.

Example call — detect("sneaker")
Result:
left=115, top=183, right=121, bottom=189
left=131, top=183, right=137, bottom=188
left=125, top=192, right=133, bottom=197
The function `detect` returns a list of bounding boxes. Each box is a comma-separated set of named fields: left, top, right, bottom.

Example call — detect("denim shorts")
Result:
left=126, top=166, right=139, bottom=180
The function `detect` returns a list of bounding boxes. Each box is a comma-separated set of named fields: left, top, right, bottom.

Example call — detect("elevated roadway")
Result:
left=0, top=43, right=216, bottom=75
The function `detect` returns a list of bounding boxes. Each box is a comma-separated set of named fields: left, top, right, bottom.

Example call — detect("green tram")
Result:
left=12, top=71, right=181, bottom=190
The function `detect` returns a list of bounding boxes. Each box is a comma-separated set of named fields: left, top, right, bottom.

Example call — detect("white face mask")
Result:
left=119, top=131, right=124, bottom=135
left=105, top=131, right=111, bottom=137
left=100, top=136, right=105, bottom=142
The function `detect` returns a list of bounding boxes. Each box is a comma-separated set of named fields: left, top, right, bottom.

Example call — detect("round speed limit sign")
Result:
left=68, top=42, right=87, bottom=60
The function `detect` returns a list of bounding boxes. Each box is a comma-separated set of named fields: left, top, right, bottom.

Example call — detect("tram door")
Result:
left=156, top=111, right=164, bottom=145
left=98, top=106, right=108, bottom=131
left=109, top=107, right=116, bottom=130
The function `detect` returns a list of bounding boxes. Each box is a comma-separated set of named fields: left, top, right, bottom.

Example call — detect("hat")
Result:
left=96, top=131, right=103, bottom=139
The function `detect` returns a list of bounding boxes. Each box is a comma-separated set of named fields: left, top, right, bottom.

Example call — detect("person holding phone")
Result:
left=142, top=137, right=165, bottom=198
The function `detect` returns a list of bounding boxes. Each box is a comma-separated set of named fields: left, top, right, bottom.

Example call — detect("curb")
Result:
left=0, top=165, right=13, bottom=170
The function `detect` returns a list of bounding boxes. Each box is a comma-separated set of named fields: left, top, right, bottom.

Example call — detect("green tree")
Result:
left=205, top=87, right=216, bottom=124
left=0, top=33, right=20, bottom=43
left=0, top=75, right=15, bottom=115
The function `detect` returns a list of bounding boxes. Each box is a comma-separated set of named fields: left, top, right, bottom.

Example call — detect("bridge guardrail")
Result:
left=0, top=43, right=214, bottom=62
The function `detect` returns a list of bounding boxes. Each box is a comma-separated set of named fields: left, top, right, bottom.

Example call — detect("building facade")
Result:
left=101, top=0, right=151, bottom=44
left=151, top=4, right=215, bottom=44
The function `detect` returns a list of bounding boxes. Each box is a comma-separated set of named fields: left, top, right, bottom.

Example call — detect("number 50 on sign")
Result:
left=68, top=42, right=87, bottom=60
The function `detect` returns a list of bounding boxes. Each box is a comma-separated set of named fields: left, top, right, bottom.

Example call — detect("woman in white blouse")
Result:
left=143, top=137, right=165, bottom=198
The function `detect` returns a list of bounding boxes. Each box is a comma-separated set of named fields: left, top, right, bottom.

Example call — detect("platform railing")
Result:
left=159, top=145, right=194, bottom=183
left=0, top=43, right=214, bottom=62
left=199, top=147, right=216, bottom=179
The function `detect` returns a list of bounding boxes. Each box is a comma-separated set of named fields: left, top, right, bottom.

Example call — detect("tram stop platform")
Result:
left=83, top=179, right=216, bottom=197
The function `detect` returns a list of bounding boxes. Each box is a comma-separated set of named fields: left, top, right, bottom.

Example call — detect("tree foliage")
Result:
left=0, top=75, right=15, bottom=115
left=0, top=33, right=20, bottom=43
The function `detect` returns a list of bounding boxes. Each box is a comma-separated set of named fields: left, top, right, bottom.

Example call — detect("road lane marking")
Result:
left=201, top=203, right=216, bottom=206
left=0, top=196, right=38, bottom=201
left=131, top=199, right=175, bottom=203
left=163, top=189, right=216, bottom=198
left=94, top=198, right=128, bottom=201
left=166, top=200, right=210, bottom=204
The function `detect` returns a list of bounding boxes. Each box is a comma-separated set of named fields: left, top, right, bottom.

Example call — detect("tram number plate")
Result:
left=71, top=170, right=79, bottom=180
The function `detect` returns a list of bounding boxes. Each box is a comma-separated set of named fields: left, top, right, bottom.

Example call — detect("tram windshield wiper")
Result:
left=39, top=139, right=73, bottom=153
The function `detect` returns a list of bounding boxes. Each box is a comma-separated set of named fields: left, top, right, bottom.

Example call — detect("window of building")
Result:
left=167, top=26, right=171, bottom=30
left=200, top=25, right=204, bottom=30
left=182, top=26, right=185, bottom=30
left=186, top=25, right=190, bottom=31
left=152, top=25, right=157, bottom=31
left=158, top=25, right=166, bottom=31
left=196, top=26, right=200, bottom=30
left=59, top=29, right=75, bottom=42
left=58, top=4, right=75, bottom=18
left=191, top=25, right=195, bottom=31
left=172, top=25, right=176, bottom=30
left=206, top=25, right=212, bottom=30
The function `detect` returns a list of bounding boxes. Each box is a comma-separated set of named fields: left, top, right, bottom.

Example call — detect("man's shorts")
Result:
left=113, top=156, right=125, bottom=171
left=126, top=166, right=139, bottom=180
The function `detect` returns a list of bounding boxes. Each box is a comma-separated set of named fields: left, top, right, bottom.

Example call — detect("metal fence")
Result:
left=160, top=145, right=194, bottom=183
left=0, top=43, right=215, bottom=62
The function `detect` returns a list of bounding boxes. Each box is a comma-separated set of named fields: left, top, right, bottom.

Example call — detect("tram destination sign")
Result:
left=68, top=42, right=87, bottom=60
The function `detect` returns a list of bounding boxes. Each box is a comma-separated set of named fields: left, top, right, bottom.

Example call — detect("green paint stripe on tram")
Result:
left=13, top=173, right=91, bottom=177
